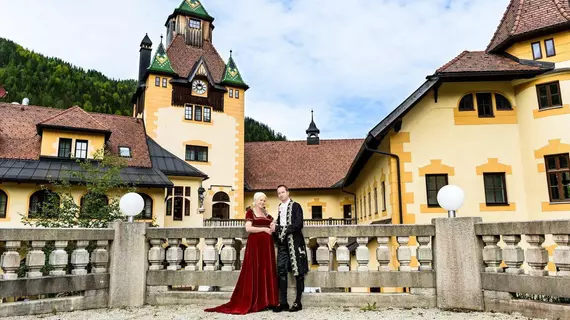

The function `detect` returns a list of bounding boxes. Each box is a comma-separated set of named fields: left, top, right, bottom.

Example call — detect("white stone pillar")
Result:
left=71, top=240, right=90, bottom=275
left=316, top=237, right=330, bottom=271
left=376, top=236, right=391, bottom=271
left=356, top=237, right=369, bottom=272
left=336, top=237, right=350, bottom=272
left=184, top=238, right=200, bottom=271
left=305, top=237, right=311, bottom=267
left=526, top=234, right=548, bottom=276
left=503, top=235, right=524, bottom=275
left=91, top=240, right=109, bottom=273
left=2, top=241, right=21, bottom=280
left=397, top=236, right=412, bottom=272
left=220, top=238, right=236, bottom=271
left=166, top=238, right=182, bottom=271
left=554, top=234, right=570, bottom=277
left=148, top=239, right=165, bottom=271
left=49, top=240, right=69, bottom=276
left=203, top=238, right=218, bottom=271
left=26, top=241, right=46, bottom=278
left=239, top=238, right=247, bottom=268
left=482, top=235, right=503, bottom=273
left=417, top=236, right=433, bottom=271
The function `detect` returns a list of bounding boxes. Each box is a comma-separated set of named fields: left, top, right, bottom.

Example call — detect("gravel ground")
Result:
left=3, top=306, right=543, bottom=320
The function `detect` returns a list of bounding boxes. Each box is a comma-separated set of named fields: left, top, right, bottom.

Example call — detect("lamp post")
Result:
left=119, top=192, right=145, bottom=223
left=437, top=185, right=465, bottom=218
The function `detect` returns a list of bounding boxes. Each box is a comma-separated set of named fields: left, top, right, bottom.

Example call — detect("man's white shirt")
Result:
left=278, top=199, right=290, bottom=226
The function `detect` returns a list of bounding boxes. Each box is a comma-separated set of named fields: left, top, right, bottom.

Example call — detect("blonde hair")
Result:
left=253, top=192, right=267, bottom=208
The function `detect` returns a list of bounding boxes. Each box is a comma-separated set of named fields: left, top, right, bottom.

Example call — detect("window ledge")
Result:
left=534, top=104, right=570, bottom=119
left=479, top=203, right=516, bottom=212
left=542, top=201, right=570, bottom=212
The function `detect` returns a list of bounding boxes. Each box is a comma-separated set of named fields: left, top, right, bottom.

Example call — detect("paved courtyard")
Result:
left=3, top=306, right=542, bottom=320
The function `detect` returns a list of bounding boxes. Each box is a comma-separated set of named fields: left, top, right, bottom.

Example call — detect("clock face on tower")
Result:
left=192, top=80, right=207, bottom=95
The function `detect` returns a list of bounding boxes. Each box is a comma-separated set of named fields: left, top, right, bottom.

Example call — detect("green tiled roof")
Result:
left=148, top=41, right=177, bottom=76
left=221, top=51, right=248, bottom=88
left=177, top=0, right=213, bottom=21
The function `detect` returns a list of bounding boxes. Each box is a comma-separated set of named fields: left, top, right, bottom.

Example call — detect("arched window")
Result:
left=0, top=190, right=7, bottom=219
left=138, top=193, right=153, bottom=220
left=165, top=186, right=192, bottom=221
left=495, top=93, right=512, bottom=110
left=212, top=192, right=230, bottom=220
left=459, top=94, right=474, bottom=111
left=80, top=192, right=109, bottom=217
left=29, top=190, right=60, bottom=218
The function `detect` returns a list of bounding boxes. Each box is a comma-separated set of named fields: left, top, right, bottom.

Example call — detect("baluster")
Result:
left=376, top=236, right=391, bottom=271
left=397, top=236, right=412, bottom=271
left=316, top=237, right=330, bottom=271
left=482, top=235, right=503, bottom=273
left=49, top=241, right=69, bottom=276
left=221, top=238, right=236, bottom=271
left=26, top=241, right=46, bottom=278
left=166, top=238, right=182, bottom=271
left=417, top=236, right=433, bottom=271
left=0, top=251, right=4, bottom=280
left=554, top=234, right=570, bottom=276
left=526, top=234, right=548, bottom=276
left=91, top=240, right=109, bottom=273
left=148, top=239, right=165, bottom=271
left=2, top=241, right=21, bottom=280
left=503, top=235, right=524, bottom=274
left=239, top=238, right=247, bottom=268
left=336, top=237, right=350, bottom=272
left=184, top=238, right=200, bottom=271
left=356, top=237, right=369, bottom=272
left=203, top=238, right=218, bottom=271
left=71, top=240, right=90, bottom=275
left=305, top=237, right=311, bottom=267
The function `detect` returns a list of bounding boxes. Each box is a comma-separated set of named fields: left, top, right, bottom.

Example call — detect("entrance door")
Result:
left=343, top=204, right=352, bottom=220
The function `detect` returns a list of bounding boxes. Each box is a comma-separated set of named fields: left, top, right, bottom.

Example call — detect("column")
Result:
left=239, top=238, right=247, bottom=269
left=503, top=235, right=524, bottom=275
left=316, top=237, right=330, bottom=271
left=417, top=236, right=433, bottom=271
left=220, top=238, right=236, bottom=271
left=71, top=240, right=90, bottom=275
left=203, top=238, right=218, bottom=271
left=91, top=240, right=109, bottom=273
left=26, top=241, right=46, bottom=278
left=482, top=235, right=503, bottom=273
left=148, top=239, right=165, bottom=271
left=184, top=238, right=200, bottom=271
left=397, top=236, right=412, bottom=272
left=554, top=234, right=570, bottom=276
left=1, top=241, right=21, bottom=280
left=356, top=237, right=369, bottom=272
left=526, top=234, right=548, bottom=276
left=49, top=240, right=69, bottom=276
left=376, top=236, right=391, bottom=271
left=166, top=238, right=182, bottom=271
left=336, top=237, right=350, bottom=272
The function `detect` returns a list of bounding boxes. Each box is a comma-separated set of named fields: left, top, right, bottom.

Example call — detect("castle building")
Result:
left=343, top=0, right=570, bottom=230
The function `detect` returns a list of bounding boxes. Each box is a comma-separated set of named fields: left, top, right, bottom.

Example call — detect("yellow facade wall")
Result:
left=161, top=177, right=203, bottom=228
left=40, top=129, right=105, bottom=159
left=0, top=182, right=165, bottom=228
left=506, top=31, right=570, bottom=64
left=224, top=86, right=246, bottom=219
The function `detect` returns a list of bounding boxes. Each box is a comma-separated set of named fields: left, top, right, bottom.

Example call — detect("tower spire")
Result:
left=306, top=109, right=320, bottom=145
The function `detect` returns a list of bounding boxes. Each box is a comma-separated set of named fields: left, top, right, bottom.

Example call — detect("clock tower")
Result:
left=132, top=0, right=249, bottom=225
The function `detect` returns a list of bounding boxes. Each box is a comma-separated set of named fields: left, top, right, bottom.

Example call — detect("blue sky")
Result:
left=0, top=0, right=510, bottom=140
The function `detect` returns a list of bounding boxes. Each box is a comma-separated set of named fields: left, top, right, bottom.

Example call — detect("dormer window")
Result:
left=119, top=146, right=132, bottom=158
left=75, top=140, right=88, bottom=159
left=189, top=19, right=201, bottom=29
left=58, top=138, right=72, bottom=158
left=532, top=42, right=543, bottom=60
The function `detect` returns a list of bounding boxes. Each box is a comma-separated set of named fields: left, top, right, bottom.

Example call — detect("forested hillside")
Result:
left=0, top=37, right=286, bottom=141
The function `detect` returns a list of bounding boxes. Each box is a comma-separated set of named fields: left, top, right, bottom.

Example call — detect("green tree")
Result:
left=21, top=149, right=134, bottom=228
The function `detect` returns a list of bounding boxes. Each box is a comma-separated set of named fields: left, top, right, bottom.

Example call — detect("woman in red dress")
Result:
left=205, top=192, right=279, bottom=314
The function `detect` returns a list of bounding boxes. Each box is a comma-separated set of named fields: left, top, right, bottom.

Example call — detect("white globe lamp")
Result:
left=437, top=185, right=465, bottom=218
left=120, top=192, right=145, bottom=222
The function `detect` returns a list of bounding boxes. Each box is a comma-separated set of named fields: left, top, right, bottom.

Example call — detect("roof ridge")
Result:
left=245, top=138, right=364, bottom=144
left=37, top=105, right=110, bottom=130
left=554, top=0, right=570, bottom=19
left=436, top=50, right=469, bottom=73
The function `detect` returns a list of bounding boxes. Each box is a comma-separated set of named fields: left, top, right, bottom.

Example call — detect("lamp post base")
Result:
left=127, top=216, right=134, bottom=223
left=447, top=210, right=456, bottom=218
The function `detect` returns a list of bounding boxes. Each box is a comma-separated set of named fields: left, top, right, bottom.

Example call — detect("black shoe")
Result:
left=289, top=302, right=302, bottom=312
left=273, top=303, right=289, bottom=313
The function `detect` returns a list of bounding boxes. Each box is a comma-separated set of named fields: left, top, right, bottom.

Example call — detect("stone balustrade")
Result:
left=1, top=219, right=570, bottom=320
left=475, top=220, right=570, bottom=307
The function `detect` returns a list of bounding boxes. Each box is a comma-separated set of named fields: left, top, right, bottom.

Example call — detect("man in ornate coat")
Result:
left=272, top=185, right=309, bottom=312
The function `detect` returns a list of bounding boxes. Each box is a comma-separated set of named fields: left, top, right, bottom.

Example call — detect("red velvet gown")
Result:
left=204, top=210, right=279, bottom=314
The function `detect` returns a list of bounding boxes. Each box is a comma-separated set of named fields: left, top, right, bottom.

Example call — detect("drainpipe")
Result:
left=364, top=134, right=404, bottom=225
left=341, top=187, right=357, bottom=225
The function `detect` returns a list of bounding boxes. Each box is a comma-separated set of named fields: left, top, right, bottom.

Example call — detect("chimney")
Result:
left=138, top=34, right=153, bottom=85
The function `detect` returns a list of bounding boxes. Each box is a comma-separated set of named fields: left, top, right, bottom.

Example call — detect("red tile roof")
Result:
left=244, top=139, right=364, bottom=190
left=167, top=35, right=226, bottom=81
left=37, top=106, right=110, bottom=133
left=436, top=50, right=547, bottom=74
left=0, top=103, right=151, bottom=167
left=487, top=0, right=570, bottom=52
